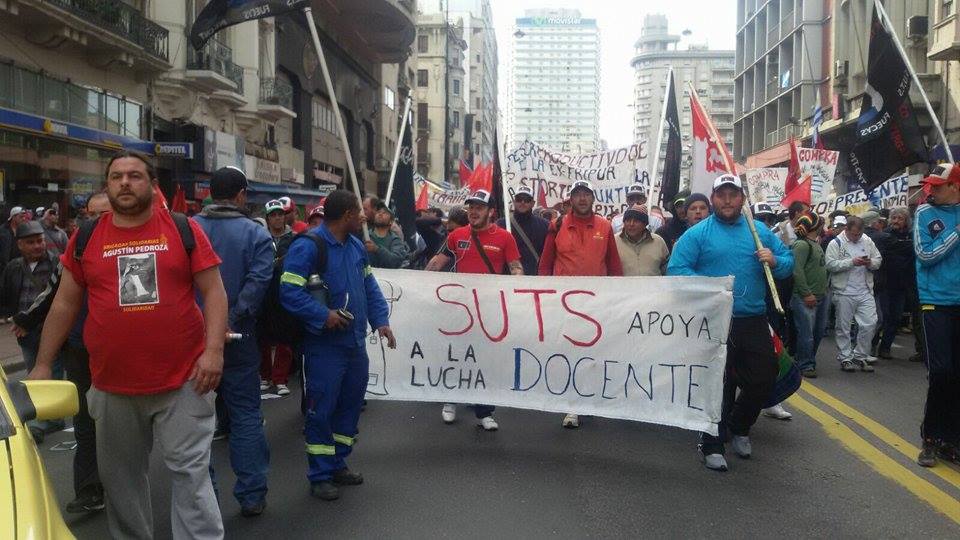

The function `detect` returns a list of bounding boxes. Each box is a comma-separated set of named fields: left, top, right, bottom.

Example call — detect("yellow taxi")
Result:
left=0, top=366, right=78, bottom=539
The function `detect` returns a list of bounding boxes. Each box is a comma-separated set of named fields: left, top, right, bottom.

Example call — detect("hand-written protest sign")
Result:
left=810, top=175, right=909, bottom=217
left=415, top=175, right=470, bottom=213
left=745, top=168, right=788, bottom=208
left=503, top=140, right=651, bottom=216
left=364, top=270, right=734, bottom=435
left=798, top=147, right=839, bottom=201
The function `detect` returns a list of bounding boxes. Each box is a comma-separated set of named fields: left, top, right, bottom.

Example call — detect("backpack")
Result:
left=258, top=231, right=327, bottom=346
left=74, top=212, right=195, bottom=260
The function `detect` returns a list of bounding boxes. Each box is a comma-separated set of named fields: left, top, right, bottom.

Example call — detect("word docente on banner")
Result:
left=364, top=270, right=734, bottom=435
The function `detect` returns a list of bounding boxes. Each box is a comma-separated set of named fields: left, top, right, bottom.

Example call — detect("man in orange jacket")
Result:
left=538, top=179, right=623, bottom=428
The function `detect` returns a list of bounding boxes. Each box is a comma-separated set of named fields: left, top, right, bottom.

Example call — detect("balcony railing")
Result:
left=259, top=78, right=293, bottom=109
left=187, top=38, right=243, bottom=92
left=47, top=0, right=169, bottom=62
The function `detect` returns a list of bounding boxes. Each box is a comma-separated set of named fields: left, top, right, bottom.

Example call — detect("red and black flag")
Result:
left=848, top=4, right=929, bottom=192
left=191, top=0, right=309, bottom=50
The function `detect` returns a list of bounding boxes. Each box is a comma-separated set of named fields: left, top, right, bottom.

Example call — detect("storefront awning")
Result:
left=0, top=106, right=151, bottom=153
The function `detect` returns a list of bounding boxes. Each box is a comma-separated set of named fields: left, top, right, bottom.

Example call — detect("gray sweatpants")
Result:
left=87, top=383, right=224, bottom=540
left=833, top=291, right=878, bottom=362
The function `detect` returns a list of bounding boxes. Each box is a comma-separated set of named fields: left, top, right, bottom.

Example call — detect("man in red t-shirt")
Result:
left=27, top=151, right=228, bottom=539
left=426, top=189, right=522, bottom=430
left=539, top=179, right=623, bottom=429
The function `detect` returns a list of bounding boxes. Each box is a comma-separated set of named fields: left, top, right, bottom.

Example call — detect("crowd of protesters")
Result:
left=3, top=149, right=956, bottom=537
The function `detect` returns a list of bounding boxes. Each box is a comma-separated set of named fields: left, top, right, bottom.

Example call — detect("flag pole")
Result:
left=384, top=95, right=413, bottom=205
left=302, top=6, right=370, bottom=240
left=874, top=0, right=954, bottom=164
left=647, top=68, right=673, bottom=207
left=688, top=82, right=784, bottom=314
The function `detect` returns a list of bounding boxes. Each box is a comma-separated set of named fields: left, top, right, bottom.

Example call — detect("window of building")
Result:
left=453, top=79, right=461, bottom=95
left=418, top=35, right=429, bottom=53
left=417, top=102, right=428, bottom=129
left=384, top=87, right=396, bottom=111
left=417, top=69, right=429, bottom=87
left=453, top=111, right=460, bottom=128
left=476, top=97, right=481, bottom=108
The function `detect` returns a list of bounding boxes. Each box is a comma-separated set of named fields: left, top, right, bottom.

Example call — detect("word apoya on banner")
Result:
left=503, top=140, right=651, bottom=215
left=363, top=270, right=734, bottom=435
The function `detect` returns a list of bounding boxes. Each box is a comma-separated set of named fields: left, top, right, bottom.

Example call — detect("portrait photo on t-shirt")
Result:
left=118, top=253, right=159, bottom=306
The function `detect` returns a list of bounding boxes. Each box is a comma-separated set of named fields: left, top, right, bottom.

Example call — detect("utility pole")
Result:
left=443, top=0, right=450, bottom=184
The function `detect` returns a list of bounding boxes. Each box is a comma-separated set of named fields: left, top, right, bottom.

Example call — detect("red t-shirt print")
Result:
left=61, top=210, right=221, bottom=396
left=445, top=224, right=521, bottom=274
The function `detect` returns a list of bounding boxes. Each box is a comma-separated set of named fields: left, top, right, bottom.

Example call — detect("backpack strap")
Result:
left=74, top=216, right=101, bottom=261
left=170, top=212, right=195, bottom=256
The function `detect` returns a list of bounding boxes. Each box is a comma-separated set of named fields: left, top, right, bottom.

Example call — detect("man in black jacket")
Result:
left=0, top=206, right=29, bottom=276
left=877, top=207, right=916, bottom=359
left=497, top=186, right=548, bottom=275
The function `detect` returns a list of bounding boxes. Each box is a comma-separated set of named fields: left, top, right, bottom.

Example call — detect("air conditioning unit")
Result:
left=908, top=16, right=929, bottom=39
left=834, top=60, right=848, bottom=80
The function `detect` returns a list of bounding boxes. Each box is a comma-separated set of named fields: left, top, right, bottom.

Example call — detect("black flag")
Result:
left=393, top=113, right=417, bottom=248
left=660, top=69, right=682, bottom=206
left=191, top=0, right=309, bottom=50
left=848, top=4, right=929, bottom=191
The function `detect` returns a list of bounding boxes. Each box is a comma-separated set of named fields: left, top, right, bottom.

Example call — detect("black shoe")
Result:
left=878, top=349, right=893, bottom=360
left=240, top=500, right=266, bottom=517
left=918, top=440, right=938, bottom=467
left=65, top=489, right=105, bottom=514
left=909, top=353, right=923, bottom=363
left=310, top=481, right=339, bottom=501
left=332, top=468, right=364, bottom=486
left=801, top=368, right=818, bottom=378
left=936, top=443, right=960, bottom=465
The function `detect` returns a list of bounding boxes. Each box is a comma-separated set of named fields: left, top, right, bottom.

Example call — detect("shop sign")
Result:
left=203, top=129, right=245, bottom=172
left=254, top=157, right=281, bottom=184
left=0, top=106, right=149, bottom=151
left=129, top=142, right=194, bottom=159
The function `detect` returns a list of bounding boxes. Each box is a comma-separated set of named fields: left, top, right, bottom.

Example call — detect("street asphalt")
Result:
left=12, top=332, right=960, bottom=539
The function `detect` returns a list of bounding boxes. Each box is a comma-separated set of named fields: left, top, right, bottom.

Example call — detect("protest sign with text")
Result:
left=810, top=175, right=909, bottom=216
left=364, top=270, right=734, bottom=435
left=415, top=176, right=471, bottom=213
left=503, top=140, right=651, bottom=216
left=745, top=168, right=788, bottom=208
left=798, top=147, right=839, bottom=201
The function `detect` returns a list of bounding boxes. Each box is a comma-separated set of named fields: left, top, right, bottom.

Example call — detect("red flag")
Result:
left=781, top=138, right=811, bottom=206
left=536, top=180, right=548, bottom=208
left=415, top=182, right=429, bottom=211
left=171, top=183, right=188, bottom=213
left=689, top=89, right=735, bottom=194
left=459, top=158, right=474, bottom=188
left=782, top=173, right=812, bottom=207
left=468, top=162, right=493, bottom=193
left=153, top=185, right=169, bottom=210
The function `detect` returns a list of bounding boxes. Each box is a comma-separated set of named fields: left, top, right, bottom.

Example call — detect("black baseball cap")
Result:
left=210, top=166, right=248, bottom=199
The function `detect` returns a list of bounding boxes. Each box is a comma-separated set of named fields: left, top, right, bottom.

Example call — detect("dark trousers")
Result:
left=877, top=288, right=908, bottom=353
left=62, top=343, right=100, bottom=497
left=920, top=306, right=960, bottom=445
left=700, top=316, right=778, bottom=455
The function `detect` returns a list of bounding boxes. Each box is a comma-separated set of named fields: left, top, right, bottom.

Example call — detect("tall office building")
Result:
left=631, top=14, right=734, bottom=181
left=507, top=9, right=601, bottom=153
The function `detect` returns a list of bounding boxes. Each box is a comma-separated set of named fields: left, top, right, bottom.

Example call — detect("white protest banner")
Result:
left=745, top=168, right=788, bottom=208
left=503, top=140, right=651, bottom=216
left=797, top=147, right=839, bottom=201
left=364, top=270, right=734, bottom=435
left=415, top=175, right=470, bottom=213
left=810, top=175, right=909, bottom=217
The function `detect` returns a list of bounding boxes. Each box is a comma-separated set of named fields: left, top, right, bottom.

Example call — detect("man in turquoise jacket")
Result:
left=668, top=174, right=794, bottom=472
left=280, top=189, right=396, bottom=501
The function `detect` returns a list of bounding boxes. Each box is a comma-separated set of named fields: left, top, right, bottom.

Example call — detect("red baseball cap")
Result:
left=922, top=163, right=960, bottom=186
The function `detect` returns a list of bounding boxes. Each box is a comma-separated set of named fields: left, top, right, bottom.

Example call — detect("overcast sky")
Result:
left=492, top=0, right=737, bottom=148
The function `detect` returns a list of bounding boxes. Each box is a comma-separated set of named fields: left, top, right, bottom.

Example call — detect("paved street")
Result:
left=7, top=330, right=960, bottom=538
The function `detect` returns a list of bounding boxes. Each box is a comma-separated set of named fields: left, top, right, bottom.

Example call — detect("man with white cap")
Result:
left=668, top=174, right=794, bottom=471
left=539, top=179, right=623, bottom=428
left=497, top=185, right=548, bottom=276
left=611, top=183, right=663, bottom=234
left=0, top=206, right=29, bottom=274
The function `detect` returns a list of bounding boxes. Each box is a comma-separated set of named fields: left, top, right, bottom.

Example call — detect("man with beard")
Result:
left=427, top=189, right=523, bottom=430
left=365, top=202, right=409, bottom=269
left=668, top=174, right=794, bottom=472
left=877, top=207, right=917, bottom=360
left=27, top=151, right=228, bottom=539
left=497, top=185, right=548, bottom=276
left=193, top=167, right=275, bottom=517
left=657, top=192, right=690, bottom=250
left=538, top=179, right=622, bottom=428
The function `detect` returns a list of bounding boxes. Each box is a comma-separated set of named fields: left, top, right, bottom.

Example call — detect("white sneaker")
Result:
left=762, top=404, right=793, bottom=420
left=862, top=355, right=878, bottom=365
left=562, top=414, right=580, bottom=429
left=441, top=404, right=456, bottom=424
left=731, top=435, right=752, bottom=458
left=479, top=416, right=499, bottom=431
left=259, top=379, right=270, bottom=391
left=275, top=384, right=290, bottom=396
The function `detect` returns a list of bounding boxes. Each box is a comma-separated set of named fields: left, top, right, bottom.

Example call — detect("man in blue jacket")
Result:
left=280, top=189, right=395, bottom=501
left=913, top=164, right=960, bottom=468
left=668, top=174, right=794, bottom=472
left=193, top=166, right=275, bottom=516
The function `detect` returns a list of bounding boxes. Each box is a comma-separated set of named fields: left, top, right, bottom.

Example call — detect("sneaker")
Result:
left=562, top=413, right=580, bottom=429
left=762, top=404, right=793, bottom=420
left=260, top=379, right=270, bottom=391
left=276, top=384, right=290, bottom=396
left=840, top=360, right=857, bottom=372
left=918, top=440, right=938, bottom=467
left=441, top=404, right=456, bottom=424
left=801, top=368, right=818, bottom=378
left=332, top=468, right=364, bottom=486
left=854, top=359, right=875, bottom=372
left=240, top=500, right=266, bottom=517
left=731, top=435, right=752, bottom=458
left=479, top=416, right=499, bottom=431
left=65, top=488, right=105, bottom=514
left=701, top=453, right=728, bottom=472
left=862, top=355, right=878, bottom=365
left=310, top=481, right=339, bottom=501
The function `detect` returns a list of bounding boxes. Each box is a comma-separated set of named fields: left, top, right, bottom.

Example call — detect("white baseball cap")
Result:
left=712, top=174, right=743, bottom=193
left=465, top=189, right=492, bottom=206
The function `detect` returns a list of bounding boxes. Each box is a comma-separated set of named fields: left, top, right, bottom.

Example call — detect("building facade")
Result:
left=631, top=14, right=735, bottom=181
left=508, top=9, right=601, bottom=154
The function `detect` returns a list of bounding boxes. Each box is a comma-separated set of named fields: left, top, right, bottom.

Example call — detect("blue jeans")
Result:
left=215, top=333, right=270, bottom=507
left=791, top=294, right=829, bottom=371
left=878, top=288, right=908, bottom=352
